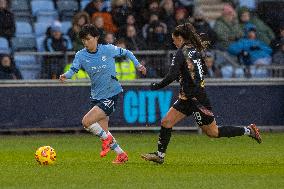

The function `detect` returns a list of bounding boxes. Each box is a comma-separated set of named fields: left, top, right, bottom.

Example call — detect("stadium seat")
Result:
left=15, top=21, right=34, bottom=37
left=57, top=0, right=79, bottom=13
left=0, top=37, right=10, bottom=53
left=221, top=65, right=244, bottom=78
left=14, top=55, right=37, bottom=66
left=36, top=10, right=59, bottom=23
left=31, top=0, right=56, bottom=16
left=57, top=0, right=78, bottom=21
left=60, top=12, right=76, bottom=21
left=12, top=37, right=37, bottom=51
left=14, top=15, right=33, bottom=23
left=36, top=36, right=46, bottom=52
left=11, top=0, right=30, bottom=12
left=61, top=21, right=72, bottom=34
left=14, top=55, right=41, bottom=79
left=250, top=66, right=269, bottom=78
left=34, top=22, right=51, bottom=36
left=80, top=0, right=91, bottom=10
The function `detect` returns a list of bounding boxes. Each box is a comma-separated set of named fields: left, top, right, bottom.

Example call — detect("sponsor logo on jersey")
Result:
left=102, top=56, right=107, bottom=61
left=91, top=65, right=107, bottom=72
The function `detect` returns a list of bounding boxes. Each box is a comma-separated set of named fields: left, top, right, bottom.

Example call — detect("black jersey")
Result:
left=158, top=45, right=207, bottom=99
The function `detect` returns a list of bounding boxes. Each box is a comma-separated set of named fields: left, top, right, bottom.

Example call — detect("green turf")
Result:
left=0, top=133, right=283, bottom=189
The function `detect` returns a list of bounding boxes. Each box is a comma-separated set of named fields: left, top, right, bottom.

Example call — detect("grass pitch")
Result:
left=0, top=132, right=283, bottom=189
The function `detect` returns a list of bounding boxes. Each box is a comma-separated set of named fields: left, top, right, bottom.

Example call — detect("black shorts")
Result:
left=172, top=96, right=214, bottom=126
left=90, top=94, right=119, bottom=116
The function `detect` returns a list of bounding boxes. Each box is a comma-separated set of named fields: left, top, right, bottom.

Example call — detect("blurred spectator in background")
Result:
left=238, top=6, right=275, bottom=45
left=159, top=0, right=176, bottom=33
left=111, top=0, right=132, bottom=29
left=104, top=32, right=115, bottom=44
left=273, top=38, right=284, bottom=65
left=174, top=0, right=195, bottom=17
left=125, top=25, right=147, bottom=50
left=146, top=21, right=169, bottom=50
left=271, top=24, right=284, bottom=52
left=84, top=0, right=103, bottom=16
left=213, top=4, right=243, bottom=50
left=93, top=16, right=106, bottom=42
left=130, top=0, right=147, bottom=27
left=142, top=0, right=160, bottom=27
left=0, top=54, right=22, bottom=80
left=228, top=24, right=272, bottom=77
left=257, top=0, right=284, bottom=34
left=204, top=51, right=222, bottom=78
left=191, top=8, right=217, bottom=49
left=68, top=11, right=90, bottom=52
left=115, top=38, right=137, bottom=80
left=43, top=21, right=72, bottom=79
left=91, top=3, right=118, bottom=33
left=0, top=0, right=15, bottom=42
left=174, top=7, right=189, bottom=25
left=118, top=13, right=140, bottom=37
left=142, top=13, right=167, bottom=40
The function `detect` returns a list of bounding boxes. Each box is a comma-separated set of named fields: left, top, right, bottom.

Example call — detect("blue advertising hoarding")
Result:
left=0, top=80, right=283, bottom=130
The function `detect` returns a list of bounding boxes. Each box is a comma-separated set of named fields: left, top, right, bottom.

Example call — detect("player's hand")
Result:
left=138, top=64, right=147, bottom=75
left=59, top=74, right=67, bottom=83
left=150, top=82, right=161, bottom=90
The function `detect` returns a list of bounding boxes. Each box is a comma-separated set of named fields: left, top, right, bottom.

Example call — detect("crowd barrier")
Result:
left=14, top=50, right=284, bottom=79
left=0, top=79, right=283, bottom=132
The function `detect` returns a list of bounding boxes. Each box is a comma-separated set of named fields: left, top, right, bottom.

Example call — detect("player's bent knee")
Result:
left=82, top=116, right=91, bottom=128
left=161, top=119, right=173, bottom=128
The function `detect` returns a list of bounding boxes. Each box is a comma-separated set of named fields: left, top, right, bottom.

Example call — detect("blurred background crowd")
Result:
left=0, top=0, right=283, bottom=80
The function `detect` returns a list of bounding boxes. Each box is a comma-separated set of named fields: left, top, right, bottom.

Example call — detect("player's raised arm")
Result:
left=110, top=44, right=147, bottom=75
left=59, top=54, right=81, bottom=82
left=150, top=50, right=183, bottom=90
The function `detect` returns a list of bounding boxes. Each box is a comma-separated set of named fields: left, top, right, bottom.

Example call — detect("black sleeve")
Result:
left=157, top=50, right=184, bottom=88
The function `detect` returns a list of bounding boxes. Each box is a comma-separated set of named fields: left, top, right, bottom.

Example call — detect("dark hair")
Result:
left=0, top=54, right=11, bottom=62
left=172, top=23, right=207, bottom=51
left=79, top=24, right=101, bottom=39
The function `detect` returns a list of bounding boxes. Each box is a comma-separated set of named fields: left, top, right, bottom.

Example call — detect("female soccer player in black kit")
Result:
left=141, top=23, right=262, bottom=164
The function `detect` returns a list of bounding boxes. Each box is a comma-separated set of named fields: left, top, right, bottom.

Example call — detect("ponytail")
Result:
left=172, top=23, right=208, bottom=51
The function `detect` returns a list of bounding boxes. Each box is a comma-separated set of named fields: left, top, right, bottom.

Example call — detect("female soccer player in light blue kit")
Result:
left=60, top=24, right=146, bottom=164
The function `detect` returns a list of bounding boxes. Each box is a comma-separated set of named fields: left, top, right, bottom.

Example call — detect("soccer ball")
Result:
left=35, top=146, right=56, bottom=165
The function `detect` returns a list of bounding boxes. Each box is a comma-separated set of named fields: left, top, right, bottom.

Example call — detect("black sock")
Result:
left=218, top=126, right=245, bottom=138
left=157, top=126, right=172, bottom=155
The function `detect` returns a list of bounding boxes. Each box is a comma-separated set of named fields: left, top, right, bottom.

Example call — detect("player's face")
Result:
left=172, top=34, right=184, bottom=48
left=82, top=34, right=99, bottom=52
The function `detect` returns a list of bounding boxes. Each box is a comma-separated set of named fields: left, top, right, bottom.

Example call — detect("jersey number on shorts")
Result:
left=193, top=112, right=202, bottom=125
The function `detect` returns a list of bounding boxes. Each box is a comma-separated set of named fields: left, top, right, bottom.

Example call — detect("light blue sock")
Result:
left=108, top=132, right=124, bottom=154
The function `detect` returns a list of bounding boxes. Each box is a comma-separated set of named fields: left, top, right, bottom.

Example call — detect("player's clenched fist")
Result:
left=59, top=74, right=67, bottom=82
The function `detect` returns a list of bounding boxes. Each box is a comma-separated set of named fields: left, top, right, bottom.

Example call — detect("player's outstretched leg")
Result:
left=107, top=132, right=128, bottom=164
left=201, top=120, right=262, bottom=144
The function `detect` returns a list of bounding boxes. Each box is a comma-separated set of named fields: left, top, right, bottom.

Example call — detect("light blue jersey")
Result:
left=65, top=44, right=140, bottom=100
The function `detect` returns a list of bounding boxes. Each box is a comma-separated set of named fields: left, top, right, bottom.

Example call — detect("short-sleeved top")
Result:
left=65, top=44, right=140, bottom=100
